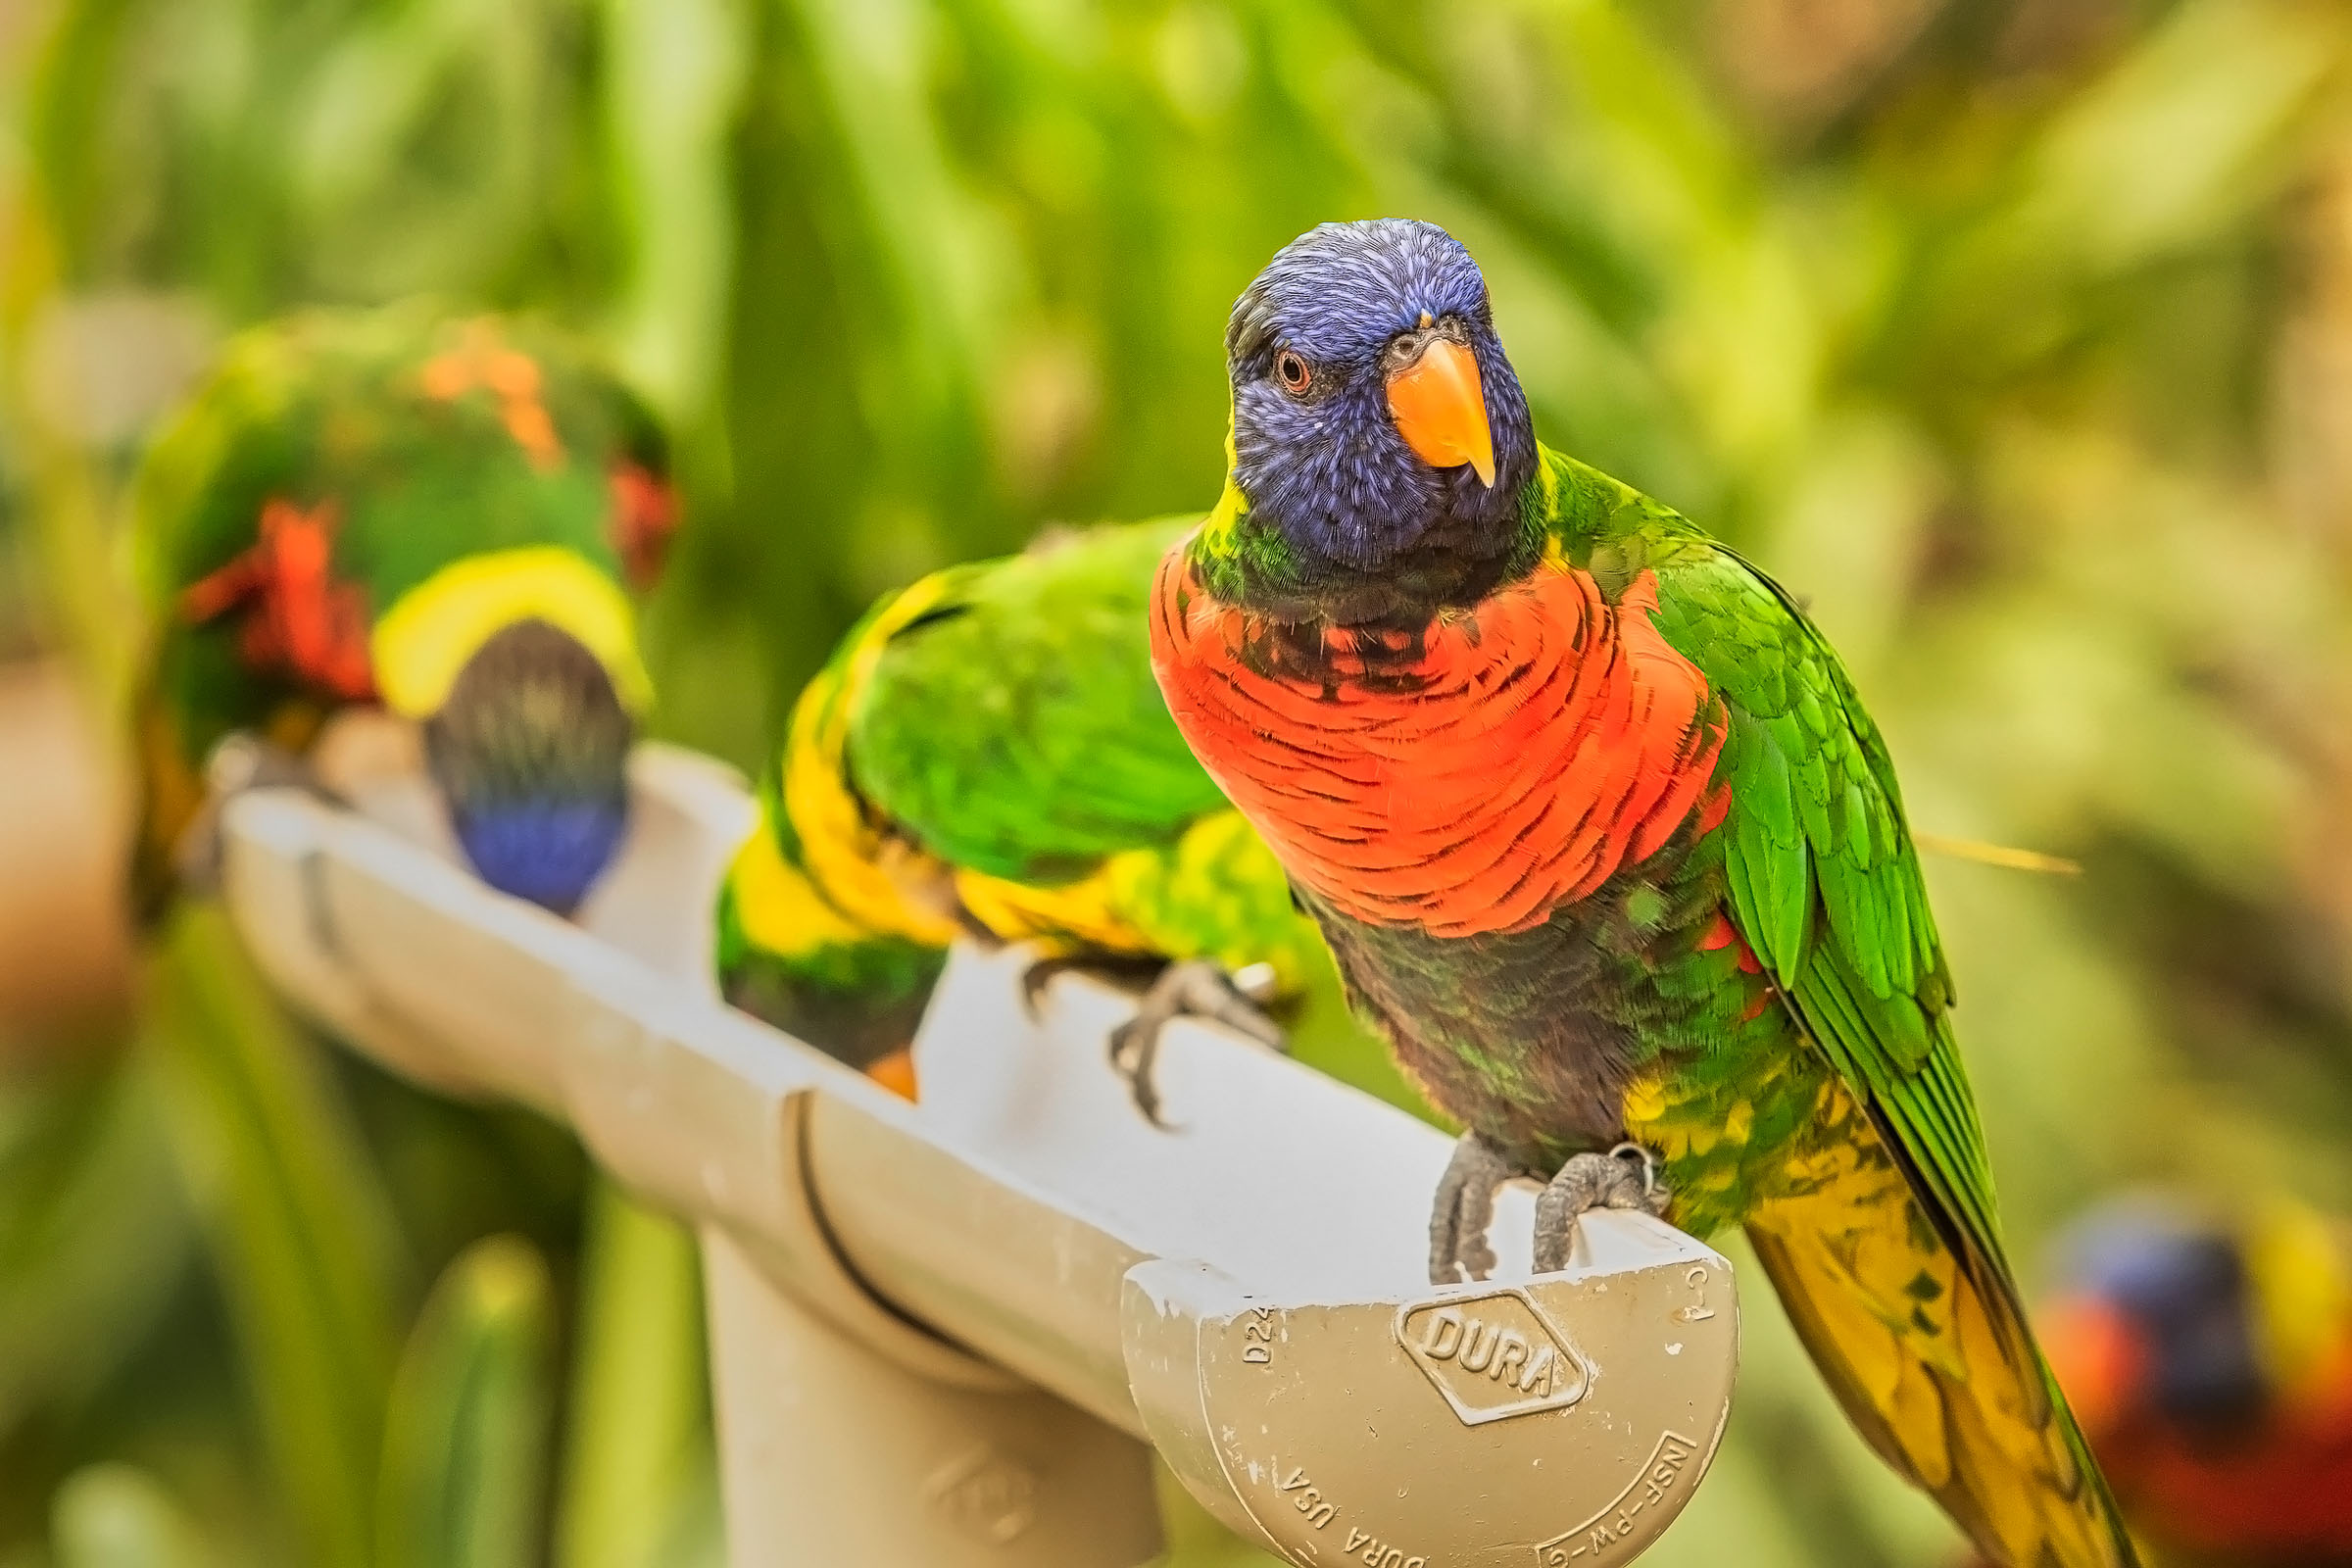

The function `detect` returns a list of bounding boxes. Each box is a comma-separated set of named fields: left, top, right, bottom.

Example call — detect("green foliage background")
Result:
left=7, top=0, right=2352, bottom=1563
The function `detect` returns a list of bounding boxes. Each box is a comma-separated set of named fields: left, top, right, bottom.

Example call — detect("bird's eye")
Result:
left=1274, top=350, right=1313, bottom=395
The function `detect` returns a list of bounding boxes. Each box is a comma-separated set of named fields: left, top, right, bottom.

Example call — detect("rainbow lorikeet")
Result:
left=2038, top=1199, right=2352, bottom=1564
left=130, top=303, right=677, bottom=920
left=714, top=518, right=1318, bottom=1108
left=1147, top=220, right=2136, bottom=1568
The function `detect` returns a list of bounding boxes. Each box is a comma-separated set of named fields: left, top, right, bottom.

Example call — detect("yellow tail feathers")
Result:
left=1745, top=1092, right=2137, bottom=1568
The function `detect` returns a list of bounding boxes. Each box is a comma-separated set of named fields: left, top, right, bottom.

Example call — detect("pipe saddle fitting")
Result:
left=1125, top=1215, right=1736, bottom=1568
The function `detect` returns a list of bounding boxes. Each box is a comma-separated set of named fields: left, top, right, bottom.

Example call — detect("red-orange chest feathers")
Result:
left=1150, top=549, right=1728, bottom=939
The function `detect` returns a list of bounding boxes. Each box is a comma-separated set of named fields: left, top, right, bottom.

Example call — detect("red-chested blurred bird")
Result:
left=1148, top=219, right=2136, bottom=1568
left=2037, top=1199, right=2352, bottom=1565
left=129, top=303, right=677, bottom=920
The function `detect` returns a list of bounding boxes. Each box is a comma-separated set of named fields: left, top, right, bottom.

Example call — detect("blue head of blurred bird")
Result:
left=2053, top=1208, right=2267, bottom=1440
left=418, top=615, right=635, bottom=914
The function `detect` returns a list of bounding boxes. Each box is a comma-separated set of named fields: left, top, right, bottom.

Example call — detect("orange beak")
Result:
left=1386, top=337, right=1495, bottom=487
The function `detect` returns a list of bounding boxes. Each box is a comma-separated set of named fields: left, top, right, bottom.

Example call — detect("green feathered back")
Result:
left=136, top=302, right=663, bottom=632
left=848, top=518, right=1233, bottom=882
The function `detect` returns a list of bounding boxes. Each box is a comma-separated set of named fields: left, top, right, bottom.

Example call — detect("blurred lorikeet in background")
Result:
left=129, top=303, right=677, bottom=920
left=713, top=517, right=1318, bottom=1107
left=2037, top=1198, right=2352, bottom=1564
left=1149, top=220, right=2136, bottom=1568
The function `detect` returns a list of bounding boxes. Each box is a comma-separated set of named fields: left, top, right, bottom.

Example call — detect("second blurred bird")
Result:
left=127, top=302, right=678, bottom=921
left=2039, top=1198, right=2352, bottom=1566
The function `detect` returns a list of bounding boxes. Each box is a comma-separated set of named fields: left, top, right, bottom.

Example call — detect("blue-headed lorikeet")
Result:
left=2038, top=1199, right=2352, bottom=1565
left=713, top=518, right=1321, bottom=1107
left=130, top=303, right=677, bottom=920
left=1147, top=219, right=2137, bottom=1568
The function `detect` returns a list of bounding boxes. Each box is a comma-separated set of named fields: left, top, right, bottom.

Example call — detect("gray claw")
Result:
left=1019, top=953, right=1094, bottom=1020
left=1430, top=1131, right=1516, bottom=1286
left=1107, top=959, right=1286, bottom=1129
left=1532, top=1143, right=1671, bottom=1274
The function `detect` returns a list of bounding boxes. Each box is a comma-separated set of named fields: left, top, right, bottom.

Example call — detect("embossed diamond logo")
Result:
left=1396, top=1288, right=1591, bottom=1426
left=922, top=1446, right=1039, bottom=1544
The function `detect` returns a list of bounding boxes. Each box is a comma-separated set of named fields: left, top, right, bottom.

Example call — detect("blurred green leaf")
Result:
left=375, top=1236, right=553, bottom=1568
left=0, top=1055, right=191, bottom=1470
left=593, top=0, right=754, bottom=422
left=146, top=906, right=401, bottom=1568
left=554, top=1181, right=711, bottom=1568
left=1884, top=0, right=2352, bottom=405
left=291, top=0, right=563, bottom=300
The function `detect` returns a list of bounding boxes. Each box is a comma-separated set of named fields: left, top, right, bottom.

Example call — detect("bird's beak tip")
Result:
left=1387, top=337, right=1497, bottom=489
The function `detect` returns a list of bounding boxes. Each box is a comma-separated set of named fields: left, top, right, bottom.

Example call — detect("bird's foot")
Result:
left=1018, top=951, right=1121, bottom=1019
left=174, top=732, right=334, bottom=895
left=1430, top=1131, right=1517, bottom=1286
left=1532, top=1143, right=1671, bottom=1274
left=1018, top=948, right=1186, bottom=1025
left=1106, top=959, right=1286, bottom=1128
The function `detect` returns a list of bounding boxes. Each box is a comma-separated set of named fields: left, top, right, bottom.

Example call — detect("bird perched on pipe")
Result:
left=1148, top=218, right=2136, bottom=1568
left=130, top=303, right=677, bottom=921
left=714, top=517, right=1322, bottom=1106
left=2036, top=1197, right=2352, bottom=1565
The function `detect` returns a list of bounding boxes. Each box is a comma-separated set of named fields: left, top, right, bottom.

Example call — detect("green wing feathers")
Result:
left=847, top=517, right=1231, bottom=880
left=1651, top=537, right=2135, bottom=1567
